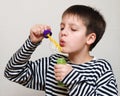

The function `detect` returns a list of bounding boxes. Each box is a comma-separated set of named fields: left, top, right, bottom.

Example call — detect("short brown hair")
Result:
left=62, top=5, right=106, bottom=51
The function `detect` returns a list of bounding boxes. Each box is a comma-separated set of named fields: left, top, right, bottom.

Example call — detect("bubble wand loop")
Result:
left=43, top=30, right=62, bottom=52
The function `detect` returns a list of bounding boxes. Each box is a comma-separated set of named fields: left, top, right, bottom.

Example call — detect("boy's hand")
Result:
left=54, top=64, right=73, bottom=81
left=30, top=24, right=51, bottom=44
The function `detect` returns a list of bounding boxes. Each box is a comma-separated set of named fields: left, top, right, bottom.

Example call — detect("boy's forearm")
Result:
left=4, top=37, right=40, bottom=79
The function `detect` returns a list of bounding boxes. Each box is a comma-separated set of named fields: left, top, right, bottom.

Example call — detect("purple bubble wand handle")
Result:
left=43, top=30, right=52, bottom=38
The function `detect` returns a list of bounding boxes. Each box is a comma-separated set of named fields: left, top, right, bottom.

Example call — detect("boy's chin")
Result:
left=60, top=49, right=69, bottom=54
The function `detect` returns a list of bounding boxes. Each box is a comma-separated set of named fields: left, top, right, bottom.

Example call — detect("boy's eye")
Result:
left=60, top=27, right=64, bottom=31
left=71, top=28, right=77, bottom=31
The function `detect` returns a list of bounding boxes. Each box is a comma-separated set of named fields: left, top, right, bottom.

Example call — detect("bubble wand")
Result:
left=43, top=30, right=66, bottom=86
left=43, top=30, right=62, bottom=52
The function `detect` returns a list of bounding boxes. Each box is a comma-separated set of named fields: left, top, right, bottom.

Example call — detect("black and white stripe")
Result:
left=4, top=38, right=118, bottom=96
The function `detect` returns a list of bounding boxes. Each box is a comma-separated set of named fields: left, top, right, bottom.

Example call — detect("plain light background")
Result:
left=0, top=0, right=120, bottom=96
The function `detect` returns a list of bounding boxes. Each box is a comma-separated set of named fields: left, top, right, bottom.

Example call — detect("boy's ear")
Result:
left=86, top=33, right=96, bottom=45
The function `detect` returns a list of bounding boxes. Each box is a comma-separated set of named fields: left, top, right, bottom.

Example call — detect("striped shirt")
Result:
left=4, top=38, right=118, bottom=96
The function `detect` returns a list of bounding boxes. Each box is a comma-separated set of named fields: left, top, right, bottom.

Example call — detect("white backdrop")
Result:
left=0, top=0, right=120, bottom=96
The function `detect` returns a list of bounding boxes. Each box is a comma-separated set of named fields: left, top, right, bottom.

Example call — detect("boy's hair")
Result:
left=62, top=5, right=106, bottom=51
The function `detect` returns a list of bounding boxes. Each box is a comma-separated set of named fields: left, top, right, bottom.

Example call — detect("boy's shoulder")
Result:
left=93, top=58, right=113, bottom=73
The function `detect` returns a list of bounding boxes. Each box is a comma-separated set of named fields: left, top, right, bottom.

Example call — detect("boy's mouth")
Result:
left=60, top=40, right=65, bottom=47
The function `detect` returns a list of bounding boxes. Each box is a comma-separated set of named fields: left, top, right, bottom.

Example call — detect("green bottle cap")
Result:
left=57, top=58, right=66, bottom=64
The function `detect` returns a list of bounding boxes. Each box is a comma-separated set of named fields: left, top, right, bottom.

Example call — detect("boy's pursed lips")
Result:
left=60, top=39, right=65, bottom=47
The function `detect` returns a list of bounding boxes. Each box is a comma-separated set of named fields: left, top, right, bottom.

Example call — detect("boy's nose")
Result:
left=61, top=29, right=68, bottom=36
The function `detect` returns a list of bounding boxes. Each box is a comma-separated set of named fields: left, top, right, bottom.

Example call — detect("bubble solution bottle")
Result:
left=56, top=58, right=66, bottom=86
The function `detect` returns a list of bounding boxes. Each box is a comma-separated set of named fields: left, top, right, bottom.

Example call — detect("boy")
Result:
left=4, top=5, right=118, bottom=96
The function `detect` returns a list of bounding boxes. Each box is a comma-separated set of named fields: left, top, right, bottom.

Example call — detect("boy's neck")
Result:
left=68, top=51, right=93, bottom=64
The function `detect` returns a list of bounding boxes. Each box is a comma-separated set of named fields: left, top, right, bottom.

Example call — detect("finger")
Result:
left=55, top=71, right=61, bottom=77
left=55, top=76, right=61, bottom=81
left=31, top=24, right=44, bottom=34
left=54, top=72, right=62, bottom=80
left=54, top=68, right=61, bottom=73
left=44, top=25, right=51, bottom=31
left=54, top=64, right=64, bottom=69
left=36, top=25, right=51, bottom=32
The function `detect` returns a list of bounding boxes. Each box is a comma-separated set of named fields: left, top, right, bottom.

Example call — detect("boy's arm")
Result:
left=95, top=71, right=118, bottom=96
left=61, top=59, right=118, bottom=96
left=62, top=69, right=118, bottom=96
left=4, top=38, right=48, bottom=90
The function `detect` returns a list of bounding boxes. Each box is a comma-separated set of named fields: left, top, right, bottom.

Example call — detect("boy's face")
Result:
left=59, top=15, right=89, bottom=54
